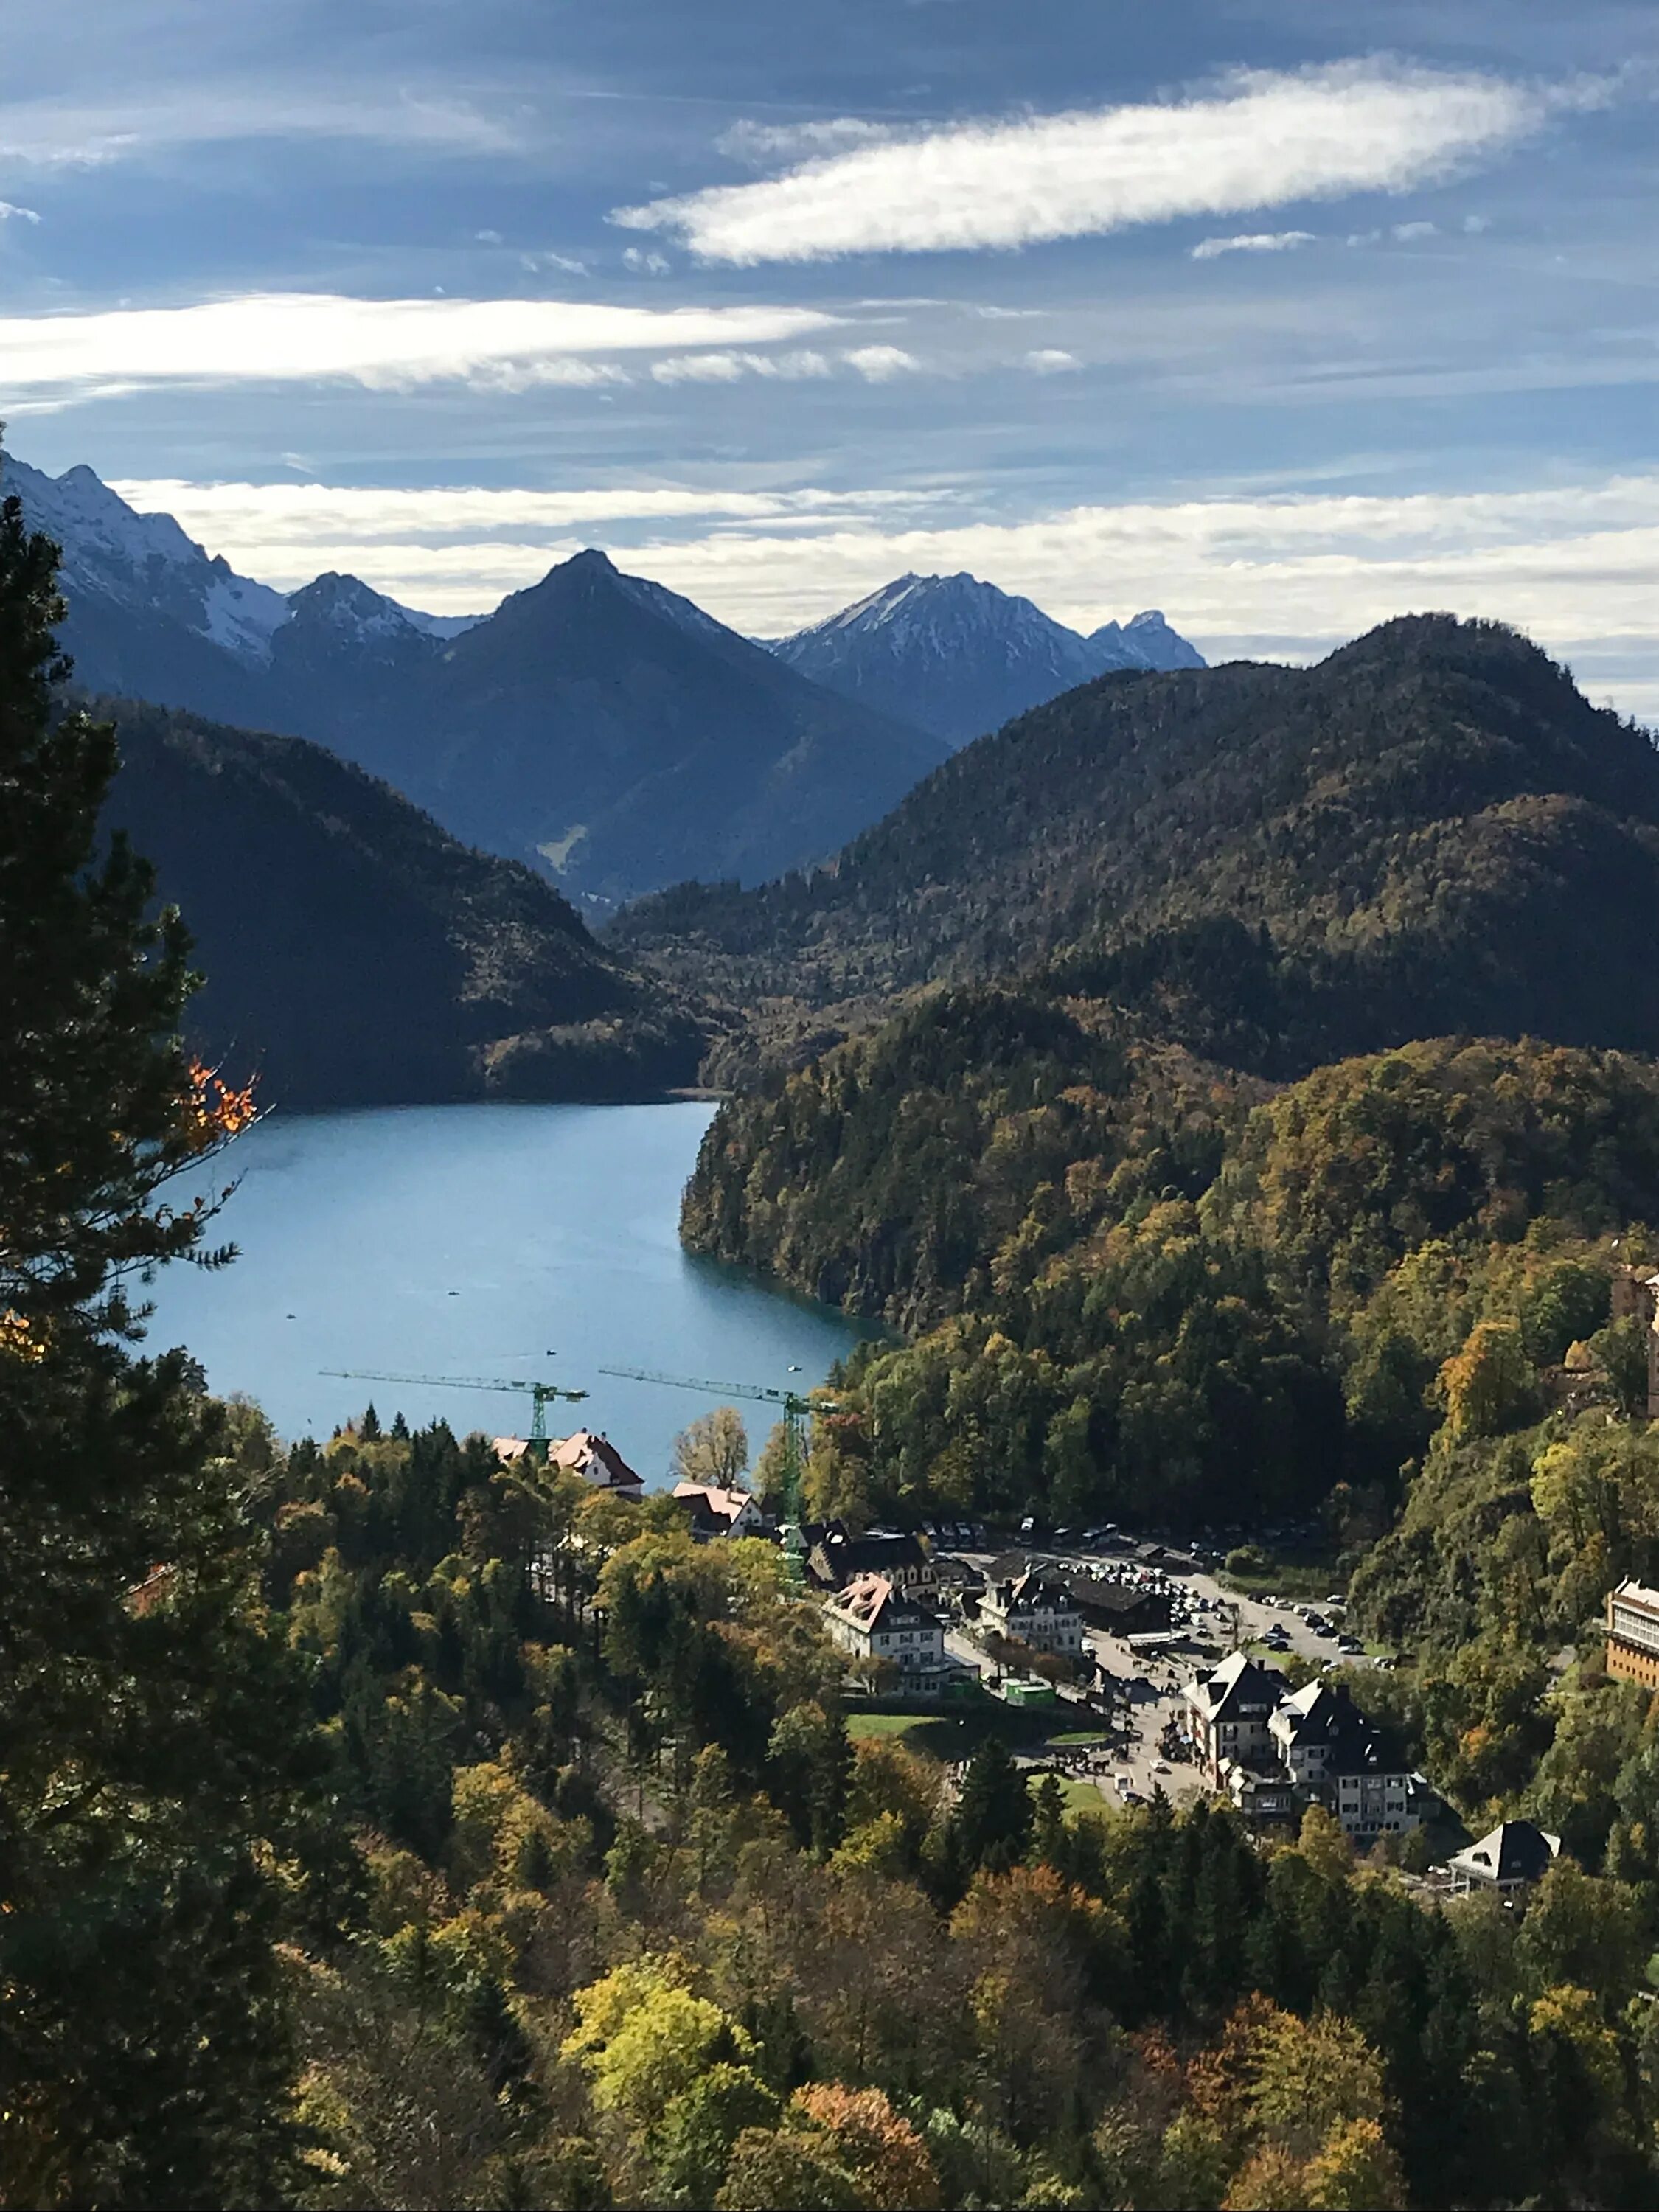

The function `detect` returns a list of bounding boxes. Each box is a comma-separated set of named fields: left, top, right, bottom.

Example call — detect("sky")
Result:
left=2, top=0, right=1656, bottom=715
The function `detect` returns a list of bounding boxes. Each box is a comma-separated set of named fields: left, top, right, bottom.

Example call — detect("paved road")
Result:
left=940, top=1540, right=1378, bottom=1811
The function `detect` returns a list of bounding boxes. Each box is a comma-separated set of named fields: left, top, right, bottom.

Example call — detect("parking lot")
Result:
left=933, top=1524, right=1385, bottom=1812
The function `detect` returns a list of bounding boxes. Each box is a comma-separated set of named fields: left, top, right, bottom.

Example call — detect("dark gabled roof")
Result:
left=811, top=1531, right=928, bottom=1585
left=1194, top=1651, right=1290, bottom=1719
left=995, top=1568, right=1076, bottom=1613
left=667, top=1490, right=723, bottom=1539
left=1060, top=1573, right=1170, bottom=1619
left=1453, top=1820, right=1562, bottom=1885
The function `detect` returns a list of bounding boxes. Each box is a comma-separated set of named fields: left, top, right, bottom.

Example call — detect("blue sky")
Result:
left=2, top=0, right=1656, bottom=712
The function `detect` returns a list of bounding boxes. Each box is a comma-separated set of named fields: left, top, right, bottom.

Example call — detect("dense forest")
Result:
left=620, top=616, right=1659, bottom=1082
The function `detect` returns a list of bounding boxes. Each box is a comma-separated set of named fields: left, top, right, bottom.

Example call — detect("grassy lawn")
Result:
left=1055, top=1775, right=1116, bottom=1819
left=846, top=1705, right=1108, bottom=1764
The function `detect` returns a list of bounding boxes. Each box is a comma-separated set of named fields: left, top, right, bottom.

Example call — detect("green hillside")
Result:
left=622, top=614, right=1659, bottom=1078
left=105, top=698, right=709, bottom=1107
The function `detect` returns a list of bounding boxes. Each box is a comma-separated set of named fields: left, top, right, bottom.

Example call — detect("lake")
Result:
left=142, top=1101, right=872, bottom=1486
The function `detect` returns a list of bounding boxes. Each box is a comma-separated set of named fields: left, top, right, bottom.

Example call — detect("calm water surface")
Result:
left=144, top=1102, right=871, bottom=1485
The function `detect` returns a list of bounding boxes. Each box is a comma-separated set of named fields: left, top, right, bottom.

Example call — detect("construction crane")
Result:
left=320, top=1368, right=588, bottom=1458
left=596, top=1363, right=839, bottom=1534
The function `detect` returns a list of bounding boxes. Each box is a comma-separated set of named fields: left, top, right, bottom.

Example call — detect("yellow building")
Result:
left=1606, top=1577, right=1659, bottom=1688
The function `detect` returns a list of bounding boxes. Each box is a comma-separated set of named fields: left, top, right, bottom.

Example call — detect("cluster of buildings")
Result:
left=1183, top=1652, right=1435, bottom=1843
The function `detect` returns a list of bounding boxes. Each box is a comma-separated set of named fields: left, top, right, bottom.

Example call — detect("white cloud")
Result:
left=1025, top=348, right=1081, bottom=373
left=0, top=293, right=843, bottom=397
left=103, top=478, right=945, bottom=599
left=616, top=479, right=1659, bottom=698
left=0, top=201, right=41, bottom=223
left=716, top=117, right=899, bottom=165
left=1392, top=219, right=1439, bottom=240
left=613, top=62, right=1544, bottom=264
left=522, top=251, right=588, bottom=276
left=1192, top=230, right=1315, bottom=260
left=650, top=352, right=748, bottom=384
left=1464, top=213, right=1491, bottom=234
left=844, top=344, right=922, bottom=380
left=622, top=247, right=670, bottom=276
left=474, top=229, right=503, bottom=245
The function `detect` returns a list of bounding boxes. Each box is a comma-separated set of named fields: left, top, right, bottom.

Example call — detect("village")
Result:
left=500, top=1413, right=1657, bottom=1907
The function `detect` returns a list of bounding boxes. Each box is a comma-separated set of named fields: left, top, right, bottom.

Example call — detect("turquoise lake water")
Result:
left=142, top=1101, right=870, bottom=1486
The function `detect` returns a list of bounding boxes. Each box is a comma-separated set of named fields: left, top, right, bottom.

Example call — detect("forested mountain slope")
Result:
left=105, top=698, right=707, bottom=1107
left=622, top=616, right=1659, bottom=1075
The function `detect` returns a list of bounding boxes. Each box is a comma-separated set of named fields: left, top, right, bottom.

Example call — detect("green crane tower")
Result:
left=319, top=1367, right=589, bottom=1459
left=597, top=1363, right=838, bottom=1551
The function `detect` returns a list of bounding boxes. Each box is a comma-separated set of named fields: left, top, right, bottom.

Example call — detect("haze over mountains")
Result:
left=5, top=452, right=1200, bottom=903
left=101, top=698, right=708, bottom=1107
left=771, top=571, right=1204, bottom=747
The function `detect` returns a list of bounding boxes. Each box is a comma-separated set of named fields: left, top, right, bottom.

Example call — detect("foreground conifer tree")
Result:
left=0, top=466, right=309, bottom=2205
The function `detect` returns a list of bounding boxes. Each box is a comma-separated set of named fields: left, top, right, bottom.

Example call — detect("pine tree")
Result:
left=950, top=1734, right=1032, bottom=1875
left=0, top=466, right=314, bottom=2206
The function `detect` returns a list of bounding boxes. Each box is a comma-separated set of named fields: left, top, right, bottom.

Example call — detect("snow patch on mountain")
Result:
left=2, top=452, right=480, bottom=662
left=769, top=570, right=1206, bottom=748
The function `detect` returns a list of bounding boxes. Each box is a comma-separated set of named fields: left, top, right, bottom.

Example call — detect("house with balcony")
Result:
left=1188, top=1659, right=1427, bottom=1840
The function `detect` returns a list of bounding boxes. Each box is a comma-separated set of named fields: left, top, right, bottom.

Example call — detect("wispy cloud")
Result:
left=1392, top=219, right=1439, bottom=240
left=715, top=117, right=900, bottom=164
left=1025, top=348, right=1081, bottom=372
left=649, top=349, right=833, bottom=384
left=844, top=344, right=922, bottom=380
left=0, top=201, right=41, bottom=223
left=1192, top=230, right=1315, bottom=260
left=0, top=86, right=521, bottom=167
left=613, top=62, right=1544, bottom=264
left=0, top=293, right=843, bottom=398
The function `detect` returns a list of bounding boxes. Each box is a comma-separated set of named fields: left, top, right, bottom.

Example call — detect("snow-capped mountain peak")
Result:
left=1, top=452, right=481, bottom=667
left=771, top=568, right=1203, bottom=748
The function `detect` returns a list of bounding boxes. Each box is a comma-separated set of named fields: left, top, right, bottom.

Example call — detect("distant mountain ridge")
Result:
left=770, top=570, right=1204, bottom=747
left=5, top=451, right=948, bottom=907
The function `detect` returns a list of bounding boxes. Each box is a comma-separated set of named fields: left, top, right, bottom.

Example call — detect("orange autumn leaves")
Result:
left=184, top=1059, right=259, bottom=1151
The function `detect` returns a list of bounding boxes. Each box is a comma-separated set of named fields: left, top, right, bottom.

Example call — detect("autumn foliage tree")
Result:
left=0, top=462, right=311, bottom=2206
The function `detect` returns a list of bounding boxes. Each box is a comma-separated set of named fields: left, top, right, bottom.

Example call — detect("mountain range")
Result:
left=4, top=452, right=1200, bottom=903
left=771, top=571, right=1203, bottom=746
